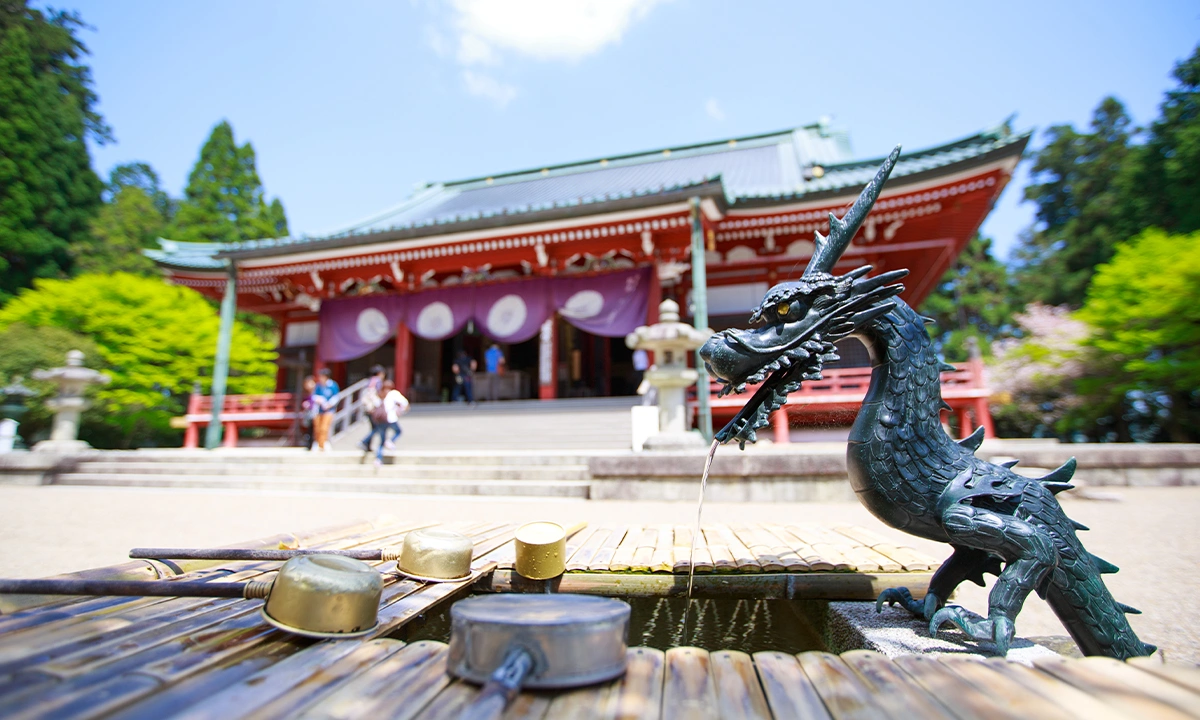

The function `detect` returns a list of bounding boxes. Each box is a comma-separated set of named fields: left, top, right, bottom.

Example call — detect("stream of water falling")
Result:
left=682, top=439, right=721, bottom=643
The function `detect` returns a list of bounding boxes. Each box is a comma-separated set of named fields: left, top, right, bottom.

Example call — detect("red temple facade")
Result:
left=150, top=119, right=1027, bottom=444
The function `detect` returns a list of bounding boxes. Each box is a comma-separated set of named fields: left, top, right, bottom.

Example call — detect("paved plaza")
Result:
left=1, top=483, right=1197, bottom=664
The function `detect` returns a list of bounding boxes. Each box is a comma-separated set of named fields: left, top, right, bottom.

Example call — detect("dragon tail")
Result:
left=1034, top=461, right=1156, bottom=658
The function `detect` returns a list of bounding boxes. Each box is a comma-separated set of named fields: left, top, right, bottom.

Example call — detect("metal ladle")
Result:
left=448, top=594, right=631, bottom=720
left=0, top=554, right=383, bottom=638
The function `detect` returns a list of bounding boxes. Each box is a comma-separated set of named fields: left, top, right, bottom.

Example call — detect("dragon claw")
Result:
left=876, top=587, right=922, bottom=616
left=929, top=606, right=1016, bottom=656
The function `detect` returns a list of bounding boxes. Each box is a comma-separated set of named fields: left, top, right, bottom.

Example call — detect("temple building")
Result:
left=149, top=119, right=1028, bottom=442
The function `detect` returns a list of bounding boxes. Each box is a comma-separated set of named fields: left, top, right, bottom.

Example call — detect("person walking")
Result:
left=358, top=365, right=386, bottom=453
left=484, top=343, right=505, bottom=402
left=299, top=375, right=317, bottom=448
left=311, top=368, right=340, bottom=451
left=451, top=350, right=476, bottom=405
left=374, top=379, right=409, bottom=467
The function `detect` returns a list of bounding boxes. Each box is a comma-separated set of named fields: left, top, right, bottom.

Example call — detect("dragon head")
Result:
left=699, top=146, right=909, bottom=447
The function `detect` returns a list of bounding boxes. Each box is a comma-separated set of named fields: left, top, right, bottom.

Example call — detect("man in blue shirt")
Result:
left=483, top=343, right=505, bottom=402
left=312, top=368, right=340, bottom=451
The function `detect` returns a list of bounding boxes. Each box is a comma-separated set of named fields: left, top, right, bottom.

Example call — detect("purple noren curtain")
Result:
left=317, top=295, right=407, bottom=362
left=552, top=267, right=651, bottom=338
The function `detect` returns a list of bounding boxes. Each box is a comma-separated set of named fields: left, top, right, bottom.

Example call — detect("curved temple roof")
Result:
left=147, top=119, right=1029, bottom=271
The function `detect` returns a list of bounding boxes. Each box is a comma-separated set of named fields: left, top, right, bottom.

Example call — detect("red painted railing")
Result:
left=181, top=393, right=298, bottom=448
left=696, top=358, right=994, bottom=443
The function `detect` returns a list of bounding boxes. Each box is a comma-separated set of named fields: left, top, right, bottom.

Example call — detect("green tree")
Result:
left=0, top=3, right=107, bottom=301
left=168, top=121, right=289, bottom=243
left=107, top=162, right=174, bottom=224
left=71, top=163, right=172, bottom=275
left=0, top=274, right=278, bottom=448
left=70, top=184, right=162, bottom=275
left=919, top=235, right=1016, bottom=361
left=1076, top=229, right=1200, bottom=442
left=1015, top=97, right=1139, bottom=307
left=1124, top=44, right=1200, bottom=235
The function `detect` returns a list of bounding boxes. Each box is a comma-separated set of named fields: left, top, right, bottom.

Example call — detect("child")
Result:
left=374, top=379, right=410, bottom=467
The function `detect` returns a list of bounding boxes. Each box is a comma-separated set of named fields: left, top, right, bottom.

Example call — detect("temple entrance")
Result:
left=345, top=341, right=395, bottom=385
left=410, top=323, right=538, bottom=403
left=557, top=319, right=638, bottom=398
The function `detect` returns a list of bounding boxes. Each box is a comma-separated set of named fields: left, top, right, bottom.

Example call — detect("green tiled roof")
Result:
left=147, top=119, right=1027, bottom=270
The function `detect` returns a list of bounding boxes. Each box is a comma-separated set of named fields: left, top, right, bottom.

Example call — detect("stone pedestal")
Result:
left=626, top=300, right=712, bottom=451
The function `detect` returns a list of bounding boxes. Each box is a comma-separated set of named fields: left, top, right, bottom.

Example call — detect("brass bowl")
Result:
left=396, top=528, right=474, bottom=581
left=261, top=554, right=383, bottom=638
left=514, top=522, right=567, bottom=580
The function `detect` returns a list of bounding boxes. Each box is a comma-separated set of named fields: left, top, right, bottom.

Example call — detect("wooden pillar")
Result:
left=538, top=316, right=557, bottom=400
left=772, top=408, right=790, bottom=444
left=975, top=398, right=996, bottom=439
left=957, top=407, right=974, bottom=439
left=184, top=423, right=200, bottom=449
left=223, top=422, right=238, bottom=448
left=394, top=321, right=413, bottom=396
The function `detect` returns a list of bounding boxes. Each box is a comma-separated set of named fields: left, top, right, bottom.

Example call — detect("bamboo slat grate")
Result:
left=0, top=518, right=1196, bottom=718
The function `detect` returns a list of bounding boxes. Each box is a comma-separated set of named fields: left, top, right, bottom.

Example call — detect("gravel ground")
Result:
left=0, top=484, right=1196, bottom=664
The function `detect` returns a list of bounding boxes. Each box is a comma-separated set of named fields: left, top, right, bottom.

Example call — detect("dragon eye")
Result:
left=776, top=302, right=791, bottom=316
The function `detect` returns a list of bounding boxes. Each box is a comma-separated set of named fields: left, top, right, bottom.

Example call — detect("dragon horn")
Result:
left=803, top=144, right=901, bottom=278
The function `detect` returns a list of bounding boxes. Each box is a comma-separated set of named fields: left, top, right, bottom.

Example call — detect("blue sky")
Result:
left=73, top=0, right=1199, bottom=259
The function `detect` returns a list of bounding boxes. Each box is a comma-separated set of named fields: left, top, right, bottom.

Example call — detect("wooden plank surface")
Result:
left=751, top=651, right=832, bottom=720
left=894, top=654, right=1026, bottom=720
left=708, top=650, right=771, bottom=720
left=1038, top=656, right=1200, bottom=719
left=662, top=647, right=717, bottom=720
left=839, top=650, right=958, bottom=720
left=566, top=527, right=611, bottom=572
left=1032, top=655, right=1197, bottom=719
left=1127, top=656, right=1200, bottom=696
left=590, top=526, right=630, bottom=572
left=671, top=526, right=713, bottom=575
left=979, top=656, right=1130, bottom=720
left=296, top=640, right=451, bottom=720
left=601, top=647, right=665, bottom=720
left=796, top=651, right=891, bottom=720
left=610, top=526, right=644, bottom=572
left=936, top=654, right=1078, bottom=720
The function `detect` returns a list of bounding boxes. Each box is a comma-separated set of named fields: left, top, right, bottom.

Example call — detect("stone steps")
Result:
left=330, top=397, right=638, bottom=452
left=53, top=472, right=590, bottom=498
left=66, top=462, right=590, bottom=482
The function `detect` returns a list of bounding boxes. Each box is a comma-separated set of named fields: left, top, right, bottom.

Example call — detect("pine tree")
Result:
left=168, top=121, right=289, bottom=243
left=1014, top=97, right=1138, bottom=307
left=918, top=235, right=1016, bottom=361
left=1125, top=44, right=1200, bottom=235
left=0, top=3, right=107, bottom=301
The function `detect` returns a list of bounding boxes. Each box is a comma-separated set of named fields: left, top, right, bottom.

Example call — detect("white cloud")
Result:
left=432, top=0, right=664, bottom=106
left=450, top=0, right=663, bottom=63
left=705, top=98, right=725, bottom=121
left=462, top=70, right=518, bottom=107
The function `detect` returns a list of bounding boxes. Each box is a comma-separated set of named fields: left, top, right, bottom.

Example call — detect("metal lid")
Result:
left=452, top=593, right=629, bottom=626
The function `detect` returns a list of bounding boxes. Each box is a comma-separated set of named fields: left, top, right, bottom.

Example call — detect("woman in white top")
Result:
left=375, top=379, right=409, bottom=466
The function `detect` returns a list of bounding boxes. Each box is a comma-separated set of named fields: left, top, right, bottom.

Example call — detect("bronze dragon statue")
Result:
left=698, top=147, right=1155, bottom=658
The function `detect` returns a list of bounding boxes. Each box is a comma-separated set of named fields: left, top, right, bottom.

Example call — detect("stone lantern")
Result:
left=0, top=376, right=36, bottom=452
left=31, top=350, right=110, bottom=453
left=625, top=299, right=712, bottom=450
